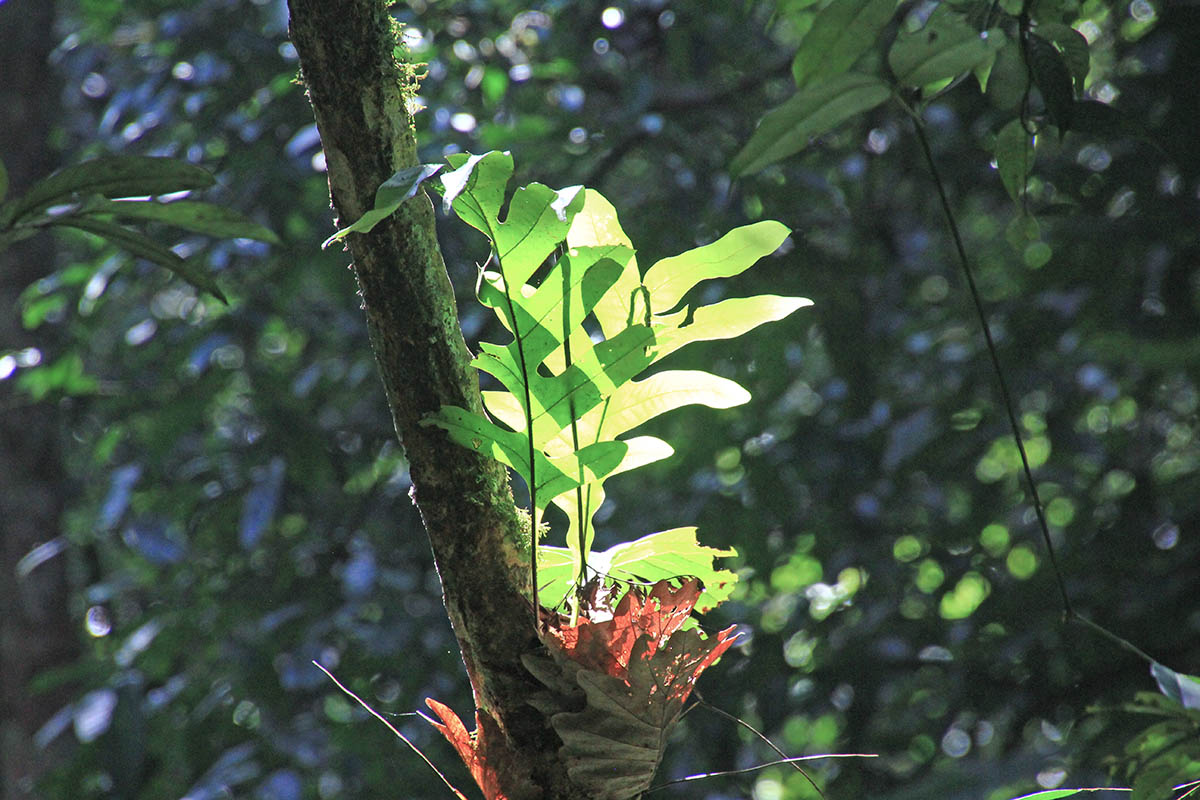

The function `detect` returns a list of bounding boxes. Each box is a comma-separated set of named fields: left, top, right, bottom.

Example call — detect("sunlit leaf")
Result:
left=422, top=405, right=627, bottom=507
left=730, top=72, right=891, bottom=176
left=428, top=152, right=806, bottom=605
left=652, top=295, right=812, bottom=363
left=540, top=527, right=737, bottom=612
left=642, top=220, right=790, bottom=313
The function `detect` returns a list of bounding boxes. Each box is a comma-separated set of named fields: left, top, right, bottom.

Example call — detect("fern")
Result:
left=419, top=151, right=810, bottom=613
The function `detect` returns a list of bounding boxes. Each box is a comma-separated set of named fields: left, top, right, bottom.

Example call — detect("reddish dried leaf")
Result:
left=530, top=578, right=743, bottom=798
left=424, top=699, right=535, bottom=800
left=545, top=578, right=712, bottom=679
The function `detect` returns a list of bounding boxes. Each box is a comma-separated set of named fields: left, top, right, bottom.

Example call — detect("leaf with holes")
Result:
left=423, top=155, right=807, bottom=609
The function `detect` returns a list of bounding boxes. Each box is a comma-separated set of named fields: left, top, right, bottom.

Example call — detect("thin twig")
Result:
left=312, top=661, right=467, bottom=800
left=905, top=102, right=1167, bottom=668
left=696, top=693, right=826, bottom=800
left=646, top=753, right=878, bottom=792
left=906, top=106, right=1072, bottom=617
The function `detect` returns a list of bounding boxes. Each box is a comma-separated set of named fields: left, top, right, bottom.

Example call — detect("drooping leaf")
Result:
left=985, top=39, right=1029, bottom=111
left=1151, top=662, right=1200, bottom=710
left=888, top=6, right=1002, bottom=88
left=729, top=72, right=891, bottom=176
left=56, top=216, right=227, bottom=303
left=1026, top=33, right=1075, bottom=132
left=1035, top=22, right=1090, bottom=92
left=321, top=163, right=442, bottom=247
left=5, top=156, right=215, bottom=225
left=995, top=118, right=1035, bottom=204
left=85, top=198, right=281, bottom=244
left=791, top=0, right=897, bottom=88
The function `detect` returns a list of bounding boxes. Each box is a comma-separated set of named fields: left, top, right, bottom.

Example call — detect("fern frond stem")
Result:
left=558, top=251, right=589, bottom=620
left=907, top=110, right=1072, bottom=617
left=496, top=253, right=541, bottom=631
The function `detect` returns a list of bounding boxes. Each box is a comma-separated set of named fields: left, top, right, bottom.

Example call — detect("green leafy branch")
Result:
left=0, top=154, right=279, bottom=302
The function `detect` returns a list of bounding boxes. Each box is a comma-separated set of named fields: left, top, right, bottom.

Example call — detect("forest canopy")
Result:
left=0, top=1, right=1197, bottom=799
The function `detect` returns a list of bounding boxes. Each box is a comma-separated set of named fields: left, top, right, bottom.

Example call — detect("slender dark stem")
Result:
left=908, top=111, right=1072, bottom=616
left=908, top=106, right=1171, bottom=668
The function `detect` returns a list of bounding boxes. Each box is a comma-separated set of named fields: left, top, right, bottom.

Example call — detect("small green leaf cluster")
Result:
left=355, top=151, right=813, bottom=609
left=0, top=155, right=280, bottom=303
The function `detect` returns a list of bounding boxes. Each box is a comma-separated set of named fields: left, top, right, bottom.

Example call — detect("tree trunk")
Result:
left=0, top=2, right=80, bottom=798
left=286, top=3, right=581, bottom=796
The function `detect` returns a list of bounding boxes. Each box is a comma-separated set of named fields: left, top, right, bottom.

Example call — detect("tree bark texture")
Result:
left=0, top=2, right=80, bottom=798
left=286, top=3, right=580, bottom=796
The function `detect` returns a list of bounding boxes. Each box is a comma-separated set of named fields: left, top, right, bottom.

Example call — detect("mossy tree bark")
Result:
left=286, top=2, right=581, bottom=797
left=0, top=3, right=80, bottom=797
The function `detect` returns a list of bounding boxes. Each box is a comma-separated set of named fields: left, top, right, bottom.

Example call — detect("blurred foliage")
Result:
left=4, top=0, right=1198, bottom=798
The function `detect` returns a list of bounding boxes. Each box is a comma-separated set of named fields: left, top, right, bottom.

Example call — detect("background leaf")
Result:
left=57, top=216, right=227, bottom=302
left=86, top=198, right=280, bottom=244
left=791, top=0, right=896, bottom=89
left=1027, top=33, right=1076, bottom=131
left=1151, top=662, right=1200, bottom=710
left=6, top=156, right=215, bottom=224
left=995, top=118, right=1034, bottom=204
left=888, top=6, right=1002, bottom=88
left=729, top=72, right=891, bottom=176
